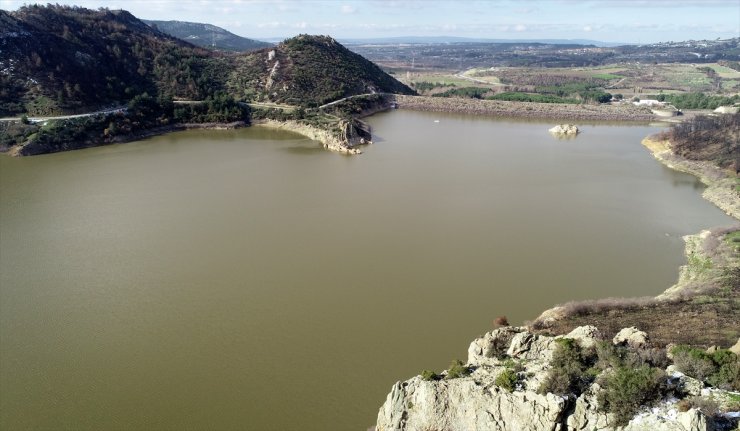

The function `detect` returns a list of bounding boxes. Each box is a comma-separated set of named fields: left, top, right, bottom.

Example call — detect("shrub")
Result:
left=445, top=359, right=472, bottom=380
left=421, top=370, right=440, bottom=381
left=495, top=368, right=520, bottom=392
left=597, top=366, right=667, bottom=427
left=494, top=316, right=509, bottom=327
left=671, top=346, right=740, bottom=390
left=539, top=338, right=596, bottom=396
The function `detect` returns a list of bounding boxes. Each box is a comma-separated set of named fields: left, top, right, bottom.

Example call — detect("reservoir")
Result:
left=0, top=110, right=735, bottom=430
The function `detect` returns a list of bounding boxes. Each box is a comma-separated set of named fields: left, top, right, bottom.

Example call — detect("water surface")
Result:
left=0, top=110, right=734, bottom=430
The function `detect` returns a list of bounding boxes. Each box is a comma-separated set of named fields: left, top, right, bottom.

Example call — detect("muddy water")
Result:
left=0, top=110, right=734, bottom=430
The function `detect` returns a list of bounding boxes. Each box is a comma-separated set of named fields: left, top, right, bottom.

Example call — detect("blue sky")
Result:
left=2, top=0, right=739, bottom=43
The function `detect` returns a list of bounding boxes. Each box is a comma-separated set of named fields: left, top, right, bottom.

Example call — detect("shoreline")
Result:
left=641, top=136, right=740, bottom=220
left=251, top=119, right=364, bottom=154
left=531, top=133, right=739, bottom=346
left=7, top=120, right=248, bottom=157
left=3, top=118, right=369, bottom=157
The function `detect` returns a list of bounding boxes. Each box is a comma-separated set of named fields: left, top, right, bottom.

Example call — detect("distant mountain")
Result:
left=144, top=20, right=271, bottom=52
left=0, top=6, right=412, bottom=115
left=228, top=35, right=414, bottom=106
left=339, top=36, right=628, bottom=47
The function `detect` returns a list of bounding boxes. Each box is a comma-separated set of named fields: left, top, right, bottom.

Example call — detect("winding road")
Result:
left=0, top=106, right=127, bottom=123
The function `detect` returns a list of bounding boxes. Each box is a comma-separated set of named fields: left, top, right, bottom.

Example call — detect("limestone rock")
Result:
left=713, top=105, right=739, bottom=114
left=613, top=327, right=649, bottom=349
left=549, top=124, right=580, bottom=135
left=666, top=366, right=705, bottom=396
left=563, top=325, right=603, bottom=349
left=507, top=331, right=556, bottom=362
left=378, top=327, right=719, bottom=431
left=468, top=327, right=525, bottom=366
left=376, top=375, right=569, bottom=431
left=729, top=338, right=740, bottom=355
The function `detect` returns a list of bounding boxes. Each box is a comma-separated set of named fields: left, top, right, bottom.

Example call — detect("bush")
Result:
left=445, top=359, right=472, bottom=380
left=539, top=338, right=596, bottom=396
left=676, top=396, right=719, bottom=416
left=671, top=346, right=740, bottom=390
left=597, top=366, right=667, bottom=427
left=421, top=370, right=440, bottom=381
left=494, top=316, right=509, bottom=327
left=495, top=368, right=520, bottom=392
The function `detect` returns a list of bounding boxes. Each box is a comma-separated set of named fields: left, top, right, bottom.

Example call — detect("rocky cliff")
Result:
left=376, top=326, right=737, bottom=431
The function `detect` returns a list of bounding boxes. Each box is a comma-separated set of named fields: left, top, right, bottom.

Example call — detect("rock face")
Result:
left=376, top=326, right=715, bottom=431
left=613, top=327, right=649, bottom=349
left=548, top=124, right=580, bottom=135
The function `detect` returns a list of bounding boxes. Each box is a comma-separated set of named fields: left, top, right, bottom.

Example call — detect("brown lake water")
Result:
left=0, top=110, right=735, bottom=430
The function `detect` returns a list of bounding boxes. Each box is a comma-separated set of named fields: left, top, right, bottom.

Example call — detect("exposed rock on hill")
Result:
left=376, top=326, right=735, bottom=431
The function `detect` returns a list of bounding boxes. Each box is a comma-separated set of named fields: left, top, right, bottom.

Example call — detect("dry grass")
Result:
left=532, top=225, right=739, bottom=348
left=531, top=299, right=739, bottom=348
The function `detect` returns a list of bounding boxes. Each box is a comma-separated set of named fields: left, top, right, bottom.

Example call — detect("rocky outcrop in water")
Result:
left=549, top=124, right=580, bottom=135
left=376, top=326, right=722, bottom=431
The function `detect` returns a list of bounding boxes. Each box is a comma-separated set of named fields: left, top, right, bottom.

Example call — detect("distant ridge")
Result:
left=337, top=36, right=629, bottom=47
left=144, top=19, right=271, bottom=52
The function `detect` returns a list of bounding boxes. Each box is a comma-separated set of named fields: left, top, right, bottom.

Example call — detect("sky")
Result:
left=2, top=0, right=739, bottom=43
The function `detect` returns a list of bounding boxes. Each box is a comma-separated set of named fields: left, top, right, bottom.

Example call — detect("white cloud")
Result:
left=514, top=24, right=527, bottom=32
left=340, top=4, right=356, bottom=14
left=257, top=21, right=286, bottom=29
left=583, top=25, right=592, bottom=32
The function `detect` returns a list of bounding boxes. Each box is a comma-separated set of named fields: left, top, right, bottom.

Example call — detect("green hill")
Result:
left=0, top=6, right=412, bottom=116
left=0, top=5, right=228, bottom=116
left=228, top=35, right=414, bottom=106
left=144, top=20, right=271, bottom=52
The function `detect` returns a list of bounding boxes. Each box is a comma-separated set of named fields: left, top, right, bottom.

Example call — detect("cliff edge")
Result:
left=376, top=326, right=738, bottom=431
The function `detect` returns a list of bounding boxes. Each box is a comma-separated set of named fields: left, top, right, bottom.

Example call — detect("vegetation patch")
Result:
left=444, top=359, right=472, bottom=380
left=488, top=92, right=578, bottom=104
left=597, top=365, right=667, bottom=427
left=539, top=338, right=597, bottom=396
left=495, top=358, right=524, bottom=392
left=671, top=345, right=740, bottom=391
left=421, top=370, right=441, bottom=381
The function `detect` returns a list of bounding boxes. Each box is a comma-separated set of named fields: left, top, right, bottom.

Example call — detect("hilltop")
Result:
left=144, top=20, right=271, bottom=52
left=229, top=34, right=414, bottom=106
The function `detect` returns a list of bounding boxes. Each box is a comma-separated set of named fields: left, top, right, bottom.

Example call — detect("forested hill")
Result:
left=0, top=5, right=413, bottom=116
left=0, top=5, right=228, bottom=115
left=144, top=20, right=271, bottom=52
left=229, top=35, right=415, bottom=106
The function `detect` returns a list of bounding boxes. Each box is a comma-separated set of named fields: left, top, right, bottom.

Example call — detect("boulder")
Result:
left=468, top=327, right=524, bottom=366
left=613, top=327, right=649, bottom=349
left=564, top=325, right=603, bottom=349
left=376, top=375, right=569, bottom=431
left=729, top=338, right=740, bottom=356
left=548, top=124, right=580, bottom=135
